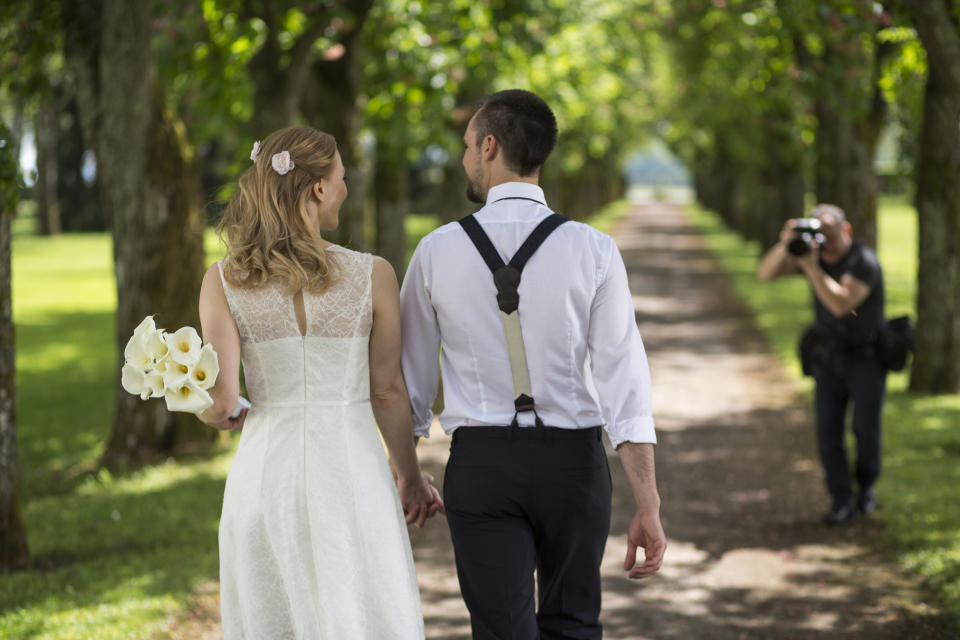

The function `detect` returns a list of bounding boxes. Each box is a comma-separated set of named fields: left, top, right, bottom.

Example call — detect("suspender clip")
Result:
left=514, top=394, right=535, bottom=413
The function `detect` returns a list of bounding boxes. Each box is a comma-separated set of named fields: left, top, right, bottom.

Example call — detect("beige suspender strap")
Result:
left=500, top=311, right=532, bottom=398
left=458, top=212, right=568, bottom=427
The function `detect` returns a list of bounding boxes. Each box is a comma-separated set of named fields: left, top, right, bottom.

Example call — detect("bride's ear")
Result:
left=312, top=181, right=324, bottom=202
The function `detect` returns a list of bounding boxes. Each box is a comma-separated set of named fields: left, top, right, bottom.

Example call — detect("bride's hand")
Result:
left=397, top=470, right=437, bottom=528
left=207, top=408, right=247, bottom=432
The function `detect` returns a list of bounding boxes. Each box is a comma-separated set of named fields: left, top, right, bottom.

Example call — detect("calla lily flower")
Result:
left=145, top=328, right=169, bottom=361
left=166, top=326, right=202, bottom=366
left=124, top=333, right=151, bottom=368
left=152, top=352, right=169, bottom=373
left=165, top=380, right=213, bottom=414
left=121, top=363, right=151, bottom=400
left=163, top=359, right=192, bottom=390
left=191, top=344, right=219, bottom=390
left=133, top=315, right=157, bottom=339
left=144, top=371, right=166, bottom=399
left=126, top=316, right=165, bottom=367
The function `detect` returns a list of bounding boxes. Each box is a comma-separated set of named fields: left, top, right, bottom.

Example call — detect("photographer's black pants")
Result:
left=813, top=351, right=886, bottom=507
left=443, top=425, right=611, bottom=640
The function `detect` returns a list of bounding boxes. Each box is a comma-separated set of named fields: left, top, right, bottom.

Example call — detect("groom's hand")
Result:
left=422, top=472, right=446, bottom=518
left=624, top=509, right=666, bottom=579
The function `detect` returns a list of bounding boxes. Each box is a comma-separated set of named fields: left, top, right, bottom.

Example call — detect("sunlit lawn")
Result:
left=687, top=195, right=960, bottom=621
left=2, top=201, right=630, bottom=638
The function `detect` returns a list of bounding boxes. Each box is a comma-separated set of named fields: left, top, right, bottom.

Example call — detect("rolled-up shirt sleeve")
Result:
left=588, top=240, right=656, bottom=448
left=400, top=239, right=441, bottom=438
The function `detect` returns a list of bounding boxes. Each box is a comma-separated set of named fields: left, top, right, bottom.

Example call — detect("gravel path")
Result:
left=158, top=201, right=955, bottom=639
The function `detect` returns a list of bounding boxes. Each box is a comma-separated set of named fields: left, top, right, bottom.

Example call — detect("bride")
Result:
left=195, top=125, right=441, bottom=638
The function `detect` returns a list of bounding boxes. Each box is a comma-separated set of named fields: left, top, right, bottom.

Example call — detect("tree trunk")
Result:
left=373, top=155, right=408, bottom=278
left=906, top=0, right=960, bottom=393
left=763, top=164, right=805, bottom=249
left=34, top=95, right=63, bottom=236
left=759, top=113, right=806, bottom=248
left=59, top=97, right=105, bottom=232
left=65, top=0, right=212, bottom=470
left=435, top=159, right=473, bottom=223
left=301, top=1, right=373, bottom=251
left=0, top=125, right=30, bottom=573
left=813, top=39, right=890, bottom=250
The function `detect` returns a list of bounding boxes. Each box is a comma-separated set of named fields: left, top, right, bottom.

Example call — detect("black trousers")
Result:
left=443, top=425, right=612, bottom=640
left=813, top=350, right=887, bottom=506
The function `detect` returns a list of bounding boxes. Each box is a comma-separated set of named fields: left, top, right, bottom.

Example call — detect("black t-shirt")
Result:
left=813, top=241, right=885, bottom=341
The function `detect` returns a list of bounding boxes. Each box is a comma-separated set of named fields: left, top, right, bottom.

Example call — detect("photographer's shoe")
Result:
left=857, top=487, right=877, bottom=514
left=822, top=501, right=856, bottom=525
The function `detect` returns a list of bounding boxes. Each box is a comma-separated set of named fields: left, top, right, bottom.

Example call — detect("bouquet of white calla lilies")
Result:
left=121, top=316, right=246, bottom=418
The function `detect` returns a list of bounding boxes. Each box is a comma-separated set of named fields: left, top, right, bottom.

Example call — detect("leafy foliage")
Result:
left=0, top=123, right=20, bottom=215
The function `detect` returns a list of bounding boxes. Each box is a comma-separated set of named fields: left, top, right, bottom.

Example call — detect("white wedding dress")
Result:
left=215, top=247, right=424, bottom=639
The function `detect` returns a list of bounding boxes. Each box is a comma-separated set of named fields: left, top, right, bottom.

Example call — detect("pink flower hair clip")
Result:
left=250, top=140, right=261, bottom=162
left=271, top=150, right=295, bottom=176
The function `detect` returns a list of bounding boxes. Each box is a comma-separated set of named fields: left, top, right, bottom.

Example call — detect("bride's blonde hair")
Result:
left=218, top=126, right=341, bottom=294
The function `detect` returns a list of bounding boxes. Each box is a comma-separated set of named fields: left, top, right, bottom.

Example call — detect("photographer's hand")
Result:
left=794, top=241, right=820, bottom=272
left=778, top=219, right=798, bottom=246
left=758, top=220, right=801, bottom=281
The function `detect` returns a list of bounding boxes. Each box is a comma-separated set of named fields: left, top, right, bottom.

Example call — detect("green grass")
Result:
left=687, top=197, right=960, bottom=622
left=3, top=199, right=634, bottom=638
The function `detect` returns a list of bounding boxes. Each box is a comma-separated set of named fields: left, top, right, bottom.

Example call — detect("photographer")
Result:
left=758, top=204, right=886, bottom=524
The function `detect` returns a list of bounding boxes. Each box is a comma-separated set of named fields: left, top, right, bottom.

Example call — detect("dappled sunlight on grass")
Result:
left=14, top=237, right=118, bottom=497
left=12, top=233, right=117, bottom=313
left=0, top=448, right=232, bottom=638
left=0, top=451, right=235, bottom=640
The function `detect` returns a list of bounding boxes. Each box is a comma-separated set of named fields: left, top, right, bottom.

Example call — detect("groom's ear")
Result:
left=482, top=134, right=499, bottom=161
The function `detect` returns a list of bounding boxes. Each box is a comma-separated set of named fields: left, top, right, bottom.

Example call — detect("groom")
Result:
left=400, top=89, right=665, bottom=639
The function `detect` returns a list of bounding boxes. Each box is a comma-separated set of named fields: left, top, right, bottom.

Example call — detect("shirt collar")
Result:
left=485, top=182, right=547, bottom=207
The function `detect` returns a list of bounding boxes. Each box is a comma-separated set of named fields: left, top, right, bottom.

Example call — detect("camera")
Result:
left=787, top=218, right=827, bottom=256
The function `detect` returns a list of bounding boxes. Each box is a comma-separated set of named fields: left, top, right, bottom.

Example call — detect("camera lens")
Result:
left=787, top=235, right=811, bottom=256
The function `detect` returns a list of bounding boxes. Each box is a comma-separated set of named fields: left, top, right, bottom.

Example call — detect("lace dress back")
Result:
left=218, top=246, right=373, bottom=407
left=214, top=247, right=424, bottom=640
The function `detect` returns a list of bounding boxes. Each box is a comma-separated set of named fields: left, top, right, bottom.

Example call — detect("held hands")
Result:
left=396, top=470, right=445, bottom=528
left=624, top=509, right=666, bottom=579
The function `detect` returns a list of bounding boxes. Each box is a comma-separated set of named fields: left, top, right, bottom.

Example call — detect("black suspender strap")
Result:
left=458, top=214, right=506, bottom=273
left=457, top=212, right=569, bottom=428
left=509, top=214, right=569, bottom=273
left=459, top=213, right=569, bottom=275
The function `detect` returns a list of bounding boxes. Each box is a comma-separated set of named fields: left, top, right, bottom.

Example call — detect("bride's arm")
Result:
left=197, top=263, right=245, bottom=429
left=369, top=257, right=442, bottom=526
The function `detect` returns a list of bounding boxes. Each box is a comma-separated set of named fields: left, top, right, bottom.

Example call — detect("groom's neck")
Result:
left=485, top=166, right=541, bottom=191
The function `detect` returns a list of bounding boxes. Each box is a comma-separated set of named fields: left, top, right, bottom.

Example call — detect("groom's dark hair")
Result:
left=473, top=89, right=558, bottom=177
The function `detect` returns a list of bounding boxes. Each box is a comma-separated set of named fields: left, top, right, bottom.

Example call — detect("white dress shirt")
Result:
left=399, top=182, right=655, bottom=448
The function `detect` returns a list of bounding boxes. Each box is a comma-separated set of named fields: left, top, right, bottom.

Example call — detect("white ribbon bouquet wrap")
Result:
left=121, top=316, right=250, bottom=417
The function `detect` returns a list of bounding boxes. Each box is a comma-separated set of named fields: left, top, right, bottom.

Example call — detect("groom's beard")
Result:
left=465, top=181, right=485, bottom=204
left=465, top=166, right=486, bottom=204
